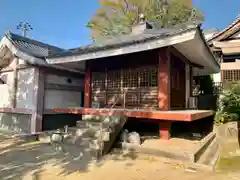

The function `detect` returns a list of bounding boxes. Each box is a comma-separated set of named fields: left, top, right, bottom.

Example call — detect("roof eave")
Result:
left=0, top=35, right=84, bottom=74
left=197, top=27, right=220, bottom=69
left=46, top=28, right=198, bottom=65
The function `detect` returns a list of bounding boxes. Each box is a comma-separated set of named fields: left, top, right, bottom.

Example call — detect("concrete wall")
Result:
left=0, top=113, right=31, bottom=133
left=44, top=73, right=83, bottom=109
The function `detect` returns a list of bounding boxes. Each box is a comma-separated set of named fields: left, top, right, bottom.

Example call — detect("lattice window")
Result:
left=139, top=67, right=157, bottom=87
left=92, top=72, right=105, bottom=89
left=122, top=69, right=138, bottom=88
left=150, top=68, right=158, bottom=87
left=107, top=70, right=121, bottom=89
left=223, top=70, right=240, bottom=82
left=91, top=66, right=158, bottom=108
left=233, top=70, right=240, bottom=81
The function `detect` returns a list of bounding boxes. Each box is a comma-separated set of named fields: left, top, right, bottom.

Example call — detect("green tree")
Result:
left=86, top=0, right=204, bottom=40
left=214, top=83, right=240, bottom=125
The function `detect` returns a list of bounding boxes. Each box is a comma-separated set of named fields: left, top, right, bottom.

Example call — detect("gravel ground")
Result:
left=0, top=135, right=239, bottom=180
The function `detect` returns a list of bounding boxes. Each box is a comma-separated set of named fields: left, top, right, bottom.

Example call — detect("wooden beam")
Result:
left=30, top=68, right=45, bottom=133
left=158, top=48, right=170, bottom=110
left=45, top=83, right=83, bottom=92
left=0, top=64, right=29, bottom=73
left=52, top=108, right=214, bottom=122
left=0, top=107, right=33, bottom=114
left=42, top=67, right=84, bottom=78
left=11, top=58, right=19, bottom=108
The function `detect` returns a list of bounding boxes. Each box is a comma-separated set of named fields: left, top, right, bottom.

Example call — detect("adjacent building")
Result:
left=0, top=32, right=84, bottom=134
left=208, top=15, right=240, bottom=85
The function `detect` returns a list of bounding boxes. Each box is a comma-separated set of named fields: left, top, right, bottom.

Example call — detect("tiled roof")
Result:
left=49, top=23, right=199, bottom=58
left=208, top=15, right=240, bottom=42
left=5, top=31, right=64, bottom=58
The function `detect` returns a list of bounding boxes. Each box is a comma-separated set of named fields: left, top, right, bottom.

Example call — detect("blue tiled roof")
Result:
left=5, top=31, right=64, bottom=58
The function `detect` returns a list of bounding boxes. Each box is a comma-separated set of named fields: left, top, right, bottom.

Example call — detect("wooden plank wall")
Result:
left=90, top=50, right=159, bottom=109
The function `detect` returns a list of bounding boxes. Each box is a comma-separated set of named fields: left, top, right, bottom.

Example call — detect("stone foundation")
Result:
left=0, top=113, right=31, bottom=134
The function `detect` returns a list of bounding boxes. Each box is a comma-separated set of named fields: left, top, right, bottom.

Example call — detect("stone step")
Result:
left=70, top=127, right=111, bottom=141
left=197, top=137, right=219, bottom=168
left=77, top=120, right=116, bottom=132
left=76, top=121, right=102, bottom=129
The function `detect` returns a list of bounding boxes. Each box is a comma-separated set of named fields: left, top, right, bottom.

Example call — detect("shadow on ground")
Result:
left=0, top=136, right=141, bottom=180
left=0, top=137, right=92, bottom=179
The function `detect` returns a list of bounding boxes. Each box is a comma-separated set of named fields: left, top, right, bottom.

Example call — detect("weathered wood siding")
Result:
left=90, top=50, right=159, bottom=109
left=170, top=53, right=186, bottom=109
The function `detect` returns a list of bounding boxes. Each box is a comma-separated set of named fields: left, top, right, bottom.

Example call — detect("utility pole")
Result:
left=16, top=22, right=33, bottom=37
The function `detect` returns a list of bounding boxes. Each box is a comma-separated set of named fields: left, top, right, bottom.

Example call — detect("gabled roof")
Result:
left=47, top=23, right=219, bottom=75
left=0, top=32, right=82, bottom=73
left=5, top=31, right=64, bottom=58
left=49, top=23, right=199, bottom=58
left=208, top=15, right=240, bottom=43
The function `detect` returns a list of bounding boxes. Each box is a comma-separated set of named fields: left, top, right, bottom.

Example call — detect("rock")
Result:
left=128, top=132, right=141, bottom=145
left=120, top=129, right=129, bottom=142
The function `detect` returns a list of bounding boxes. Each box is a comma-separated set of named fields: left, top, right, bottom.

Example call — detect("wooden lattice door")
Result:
left=170, top=56, right=186, bottom=109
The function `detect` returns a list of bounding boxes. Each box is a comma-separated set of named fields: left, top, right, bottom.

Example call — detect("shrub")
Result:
left=214, top=83, right=240, bottom=125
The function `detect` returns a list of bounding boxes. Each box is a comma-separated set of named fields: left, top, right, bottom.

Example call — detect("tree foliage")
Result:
left=214, top=83, right=240, bottom=125
left=86, top=0, right=204, bottom=40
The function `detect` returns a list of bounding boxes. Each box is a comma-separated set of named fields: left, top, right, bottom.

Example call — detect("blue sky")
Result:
left=0, top=0, right=239, bottom=49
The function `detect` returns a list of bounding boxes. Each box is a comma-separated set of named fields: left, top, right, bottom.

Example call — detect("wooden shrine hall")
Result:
left=48, top=21, right=219, bottom=139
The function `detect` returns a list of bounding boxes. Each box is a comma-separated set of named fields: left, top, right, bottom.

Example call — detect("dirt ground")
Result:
left=0, top=135, right=239, bottom=180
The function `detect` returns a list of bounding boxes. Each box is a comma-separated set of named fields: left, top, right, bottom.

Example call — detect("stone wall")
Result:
left=0, top=113, right=31, bottom=134
left=215, top=121, right=239, bottom=140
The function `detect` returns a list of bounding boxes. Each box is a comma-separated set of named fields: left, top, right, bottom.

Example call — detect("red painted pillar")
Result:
left=84, top=64, right=92, bottom=108
left=159, top=121, right=172, bottom=140
left=158, top=48, right=170, bottom=110
left=158, top=48, right=171, bottom=139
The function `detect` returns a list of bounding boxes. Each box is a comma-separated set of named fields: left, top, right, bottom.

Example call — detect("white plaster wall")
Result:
left=0, top=58, right=18, bottom=107
left=0, top=71, right=14, bottom=107
left=0, top=57, right=35, bottom=108
left=16, top=68, right=35, bottom=109
left=44, top=74, right=83, bottom=109
left=44, top=90, right=81, bottom=109
left=212, top=73, right=221, bottom=83
left=45, top=74, right=83, bottom=86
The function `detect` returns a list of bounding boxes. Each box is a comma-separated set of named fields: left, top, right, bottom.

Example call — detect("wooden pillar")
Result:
left=84, top=62, right=92, bottom=108
left=185, top=63, right=190, bottom=108
left=11, top=57, right=19, bottom=108
left=158, top=48, right=171, bottom=140
left=220, top=70, right=224, bottom=85
left=31, top=68, right=44, bottom=133
left=158, top=48, right=170, bottom=110
left=190, top=66, right=193, bottom=97
left=159, top=121, right=172, bottom=140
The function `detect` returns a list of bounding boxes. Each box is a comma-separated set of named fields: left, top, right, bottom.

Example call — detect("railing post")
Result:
left=123, top=91, right=126, bottom=109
